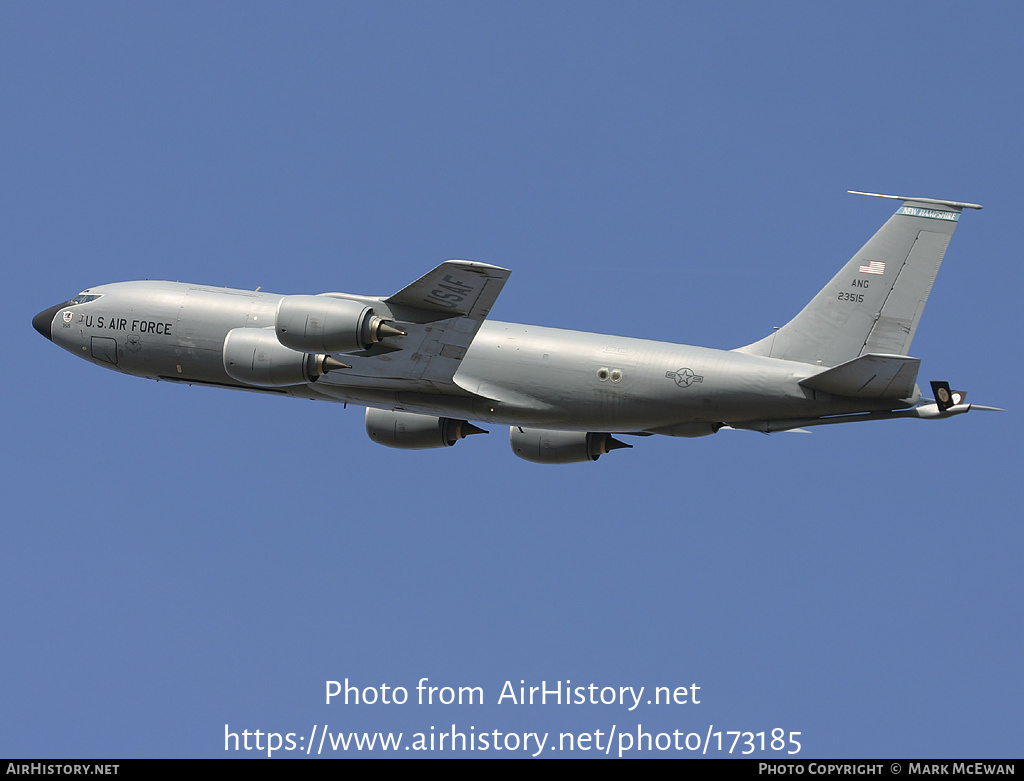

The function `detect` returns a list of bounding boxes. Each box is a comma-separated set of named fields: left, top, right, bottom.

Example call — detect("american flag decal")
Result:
left=859, top=260, right=885, bottom=275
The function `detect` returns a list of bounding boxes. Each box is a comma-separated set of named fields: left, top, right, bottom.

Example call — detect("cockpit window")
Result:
left=71, top=293, right=102, bottom=304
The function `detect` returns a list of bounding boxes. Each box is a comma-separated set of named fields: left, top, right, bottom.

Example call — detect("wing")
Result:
left=320, top=260, right=510, bottom=391
left=385, top=259, right=510, bottom=323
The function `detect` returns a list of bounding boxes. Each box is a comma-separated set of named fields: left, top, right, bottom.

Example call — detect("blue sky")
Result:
left=3, top=2, right=1020, bottom=758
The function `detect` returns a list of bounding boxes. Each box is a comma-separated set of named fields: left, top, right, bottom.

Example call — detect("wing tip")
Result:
left=443, top=259, right=511, bottom=273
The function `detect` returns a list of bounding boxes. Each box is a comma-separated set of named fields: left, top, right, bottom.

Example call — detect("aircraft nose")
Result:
left=33, top=302, right=69, bottom=341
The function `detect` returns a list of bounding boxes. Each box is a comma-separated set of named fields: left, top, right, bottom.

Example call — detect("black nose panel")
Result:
left=33, top=302, right=70, bottom=341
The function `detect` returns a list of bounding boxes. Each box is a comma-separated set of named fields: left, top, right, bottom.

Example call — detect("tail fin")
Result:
left=737, top=191, right=982, bottom=367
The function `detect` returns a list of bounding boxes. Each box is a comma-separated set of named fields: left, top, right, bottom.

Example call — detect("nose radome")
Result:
left=33, top=302, right=69, bottom=341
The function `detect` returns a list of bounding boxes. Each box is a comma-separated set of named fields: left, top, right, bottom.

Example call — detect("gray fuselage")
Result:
left=38, top=280, right=907, bottom=435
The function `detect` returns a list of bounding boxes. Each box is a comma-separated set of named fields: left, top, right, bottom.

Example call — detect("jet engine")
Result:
left=276, top=295, right=404, bottom=354
left=509, top=427, right=632, bottom=464
left=365, top=408, right=487, bottom=450
left=222, top=328, right=348, bottom=387
left=645, top=422, right=722, bottom=438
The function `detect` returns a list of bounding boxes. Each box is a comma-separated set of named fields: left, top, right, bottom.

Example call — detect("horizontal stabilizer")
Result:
left=799, top=353, right=920, bottom=399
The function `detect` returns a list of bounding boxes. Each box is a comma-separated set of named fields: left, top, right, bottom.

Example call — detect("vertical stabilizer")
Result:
left=736, top=191, right=981, bottom=367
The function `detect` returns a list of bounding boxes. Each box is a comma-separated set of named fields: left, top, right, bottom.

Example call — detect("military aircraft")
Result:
left=33, top=191, right=996, bottom=463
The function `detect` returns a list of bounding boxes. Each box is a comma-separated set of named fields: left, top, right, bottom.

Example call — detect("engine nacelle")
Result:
left=365, top=408, right=487, bottom=450
left=276, top=295, right=399, bottom=354
left=646, top=421, right=722, bottom=438
left=509, top=427, right=632, bottom=464
left=223, top=327, right=335, bottom=387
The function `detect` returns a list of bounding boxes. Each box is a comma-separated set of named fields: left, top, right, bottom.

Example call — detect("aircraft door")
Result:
left=90, top=336, right=119, bottom=366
